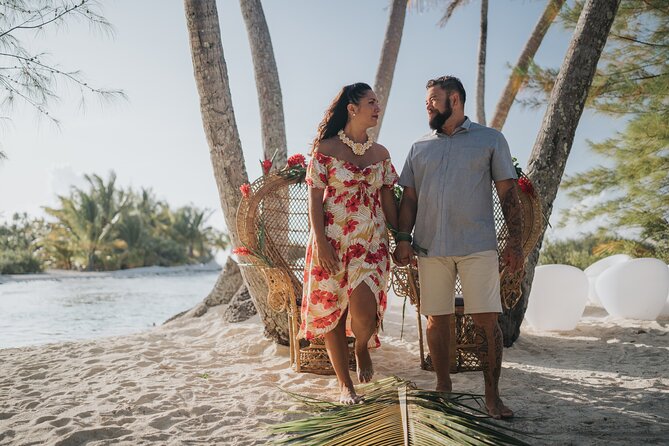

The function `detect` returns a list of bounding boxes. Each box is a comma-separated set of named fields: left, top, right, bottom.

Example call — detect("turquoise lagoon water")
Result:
left=0, top=267, right=219, bottom=349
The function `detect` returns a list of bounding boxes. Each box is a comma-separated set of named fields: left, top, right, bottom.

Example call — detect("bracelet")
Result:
left=394, top=232, right=413, bottom=243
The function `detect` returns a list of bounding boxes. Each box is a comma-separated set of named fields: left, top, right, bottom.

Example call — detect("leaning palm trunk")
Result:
left=490, top=0, right=566, bottom=131
left=183, top=0, right=289, bottom=344
left=271, top=377, right=530, bottom=445
left=499, top=0, right=621, bottom=345
left=475, top=0, right=488, bottom=125
left=369, top=0, right=407, bottom=142
left=239, top=0, right=287, bottom=167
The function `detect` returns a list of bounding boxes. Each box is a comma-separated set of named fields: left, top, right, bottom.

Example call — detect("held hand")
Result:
left=502, top=244, right=523, bottom=274
left=393, top=241, right=414, bottom=267
left=315, top=239, right=339, bottom=275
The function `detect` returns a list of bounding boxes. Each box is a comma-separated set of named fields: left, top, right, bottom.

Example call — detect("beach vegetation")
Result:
left=0, top=171, right=227, bottom=274
left=0, top=213, right=46, bottom=274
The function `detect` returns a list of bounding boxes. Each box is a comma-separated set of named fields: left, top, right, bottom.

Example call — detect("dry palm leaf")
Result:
left=271, top=376, right=531, bottom=445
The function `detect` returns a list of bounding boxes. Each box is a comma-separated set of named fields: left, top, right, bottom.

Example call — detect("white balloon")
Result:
left=596, top=258, right=669, bottom=320
left=658, top=265, right=669, bottom=318
left=526, top=265, right=589, bottom=331
left=584, top=254, right=631, bottom=306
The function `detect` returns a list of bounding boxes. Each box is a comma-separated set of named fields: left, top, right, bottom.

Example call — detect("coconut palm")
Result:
left=490, top=0, right=566, bottom=130
left=44, top=172, right=129, bottom=270
left=239, top=0, right=287, bottom=168
left=184, top=0, right=290, bottom=343
left=369, top=0, right=408, bottom=142
left=500, top=0, right=621, bottom=345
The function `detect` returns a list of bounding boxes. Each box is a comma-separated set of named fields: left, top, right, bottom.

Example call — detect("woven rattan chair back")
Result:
left=236, top=171, right=354, bottom=375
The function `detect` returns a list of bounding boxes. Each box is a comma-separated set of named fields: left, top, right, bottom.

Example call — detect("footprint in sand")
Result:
left=50, top=417, right=72, bottom=428
left=0, top=412, right=17, bottom=421
left=34, top=415, right=57, bottom=425
left=54, top=427, right=132, bottom=446
left=148, top=410, right=187, bottom=430
left=133, top=392, right=161, bottom=405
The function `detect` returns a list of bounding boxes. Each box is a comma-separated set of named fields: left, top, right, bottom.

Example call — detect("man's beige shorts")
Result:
left=417, top=250, right=502, bottom=315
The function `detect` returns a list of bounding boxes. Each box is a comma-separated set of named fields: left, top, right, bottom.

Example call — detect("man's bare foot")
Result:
left=355, top=345, right=374, bottom=383
left=486, top=397, right=514, bottom=420
left=339, top=385, right=363, bottom=405
left=435, top=378, right=452, bottom=393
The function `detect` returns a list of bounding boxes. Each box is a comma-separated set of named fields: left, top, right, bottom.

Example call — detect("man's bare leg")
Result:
left=349, top=283, right=377, bottom=383
left=323, top=310, right=361, bottom=404
left=471, top=313, right=513, bottom=419
left=426, top=315, right=453, bottom=392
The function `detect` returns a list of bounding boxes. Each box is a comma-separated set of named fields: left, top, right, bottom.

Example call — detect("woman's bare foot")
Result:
left=355, top=345, right=374, bottom=383
left=486, top=397, right=514, bottom=419
left=339, top=384, right=363, bottom=405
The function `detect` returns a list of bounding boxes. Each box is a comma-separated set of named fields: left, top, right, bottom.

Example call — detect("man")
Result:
left=394, top=76, right=523, bottom=419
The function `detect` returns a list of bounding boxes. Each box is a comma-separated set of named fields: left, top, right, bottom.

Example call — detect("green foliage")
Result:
left=1, top=171, right=228, bottom=273
left=539, top=234, right=658, bottom=269
left=0, top=0, right=124, bottom=128
left=0, top=212, right=45, bottom=273
left=524, top=2, right=668, bottom=259
left=523, top=1, right=669, bottom=115
left=560, top=111, right=669, bottom=262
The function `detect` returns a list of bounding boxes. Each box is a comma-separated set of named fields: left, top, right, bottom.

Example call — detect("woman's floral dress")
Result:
left=298, top=151, right=399, bottom=348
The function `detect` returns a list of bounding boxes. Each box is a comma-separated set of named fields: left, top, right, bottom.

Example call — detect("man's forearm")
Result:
left=500, top=183, right=522, bottom=250
left=398, top=197, right=417, bottom=234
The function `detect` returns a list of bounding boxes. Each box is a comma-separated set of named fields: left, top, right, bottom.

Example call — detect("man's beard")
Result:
left=429, top=100, right=452, bottom=131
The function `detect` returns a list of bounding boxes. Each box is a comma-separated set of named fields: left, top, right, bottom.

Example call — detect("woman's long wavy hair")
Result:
left=311, top=83, right=372, bottom=153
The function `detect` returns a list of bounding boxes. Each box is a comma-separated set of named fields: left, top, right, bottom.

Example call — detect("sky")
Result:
left=0, top=0, right=621, bottom=240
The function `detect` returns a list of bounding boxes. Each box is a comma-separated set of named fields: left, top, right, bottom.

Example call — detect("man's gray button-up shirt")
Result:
left=398, top=117, right=517, bottom=257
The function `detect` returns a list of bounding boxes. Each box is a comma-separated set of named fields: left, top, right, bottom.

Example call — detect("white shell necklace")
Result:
left=338, top=129, right=373, bottom=156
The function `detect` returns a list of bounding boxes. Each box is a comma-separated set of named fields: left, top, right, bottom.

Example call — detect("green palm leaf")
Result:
left=271, top=377, right=531, bottom=446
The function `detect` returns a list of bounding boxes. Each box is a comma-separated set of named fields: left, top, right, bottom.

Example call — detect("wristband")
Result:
left=394, top=232, right=413, bottom=243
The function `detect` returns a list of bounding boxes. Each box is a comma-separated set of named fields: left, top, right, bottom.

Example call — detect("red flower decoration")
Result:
left=311, top=265, right=330, bottom=281
left=343, top=220, right=359, bottom=235
left=325, top=186, right=337, bottom=198
left=345, top=195, right=360, bottom=213
left=287, top=154, right=306, bottom=168
left=232, top=246, right=252, bottom=256
left=261, top=159, right=273, bottom=175
left=310, top=290, right=338, bottom=309
left=518, top=176, right=535, bottom=197
left=347, top=243, right=366, bottom=259
left=239, top=183, right=251, bottom=198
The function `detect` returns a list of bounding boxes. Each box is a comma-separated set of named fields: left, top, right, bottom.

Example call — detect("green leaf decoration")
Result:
left=270, top=376, right=532, bottom=445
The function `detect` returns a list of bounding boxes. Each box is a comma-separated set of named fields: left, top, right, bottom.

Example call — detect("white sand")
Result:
left=1, top=297, right=668, bottom=445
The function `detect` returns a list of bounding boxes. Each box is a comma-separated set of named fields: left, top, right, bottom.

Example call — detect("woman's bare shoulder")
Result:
left=314, top=138, right=339, bottom=156
left=372, top=143, right=391, bottom=160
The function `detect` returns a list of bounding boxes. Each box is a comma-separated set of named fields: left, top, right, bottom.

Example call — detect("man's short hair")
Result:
left=426, top=76, right=466, bottom=104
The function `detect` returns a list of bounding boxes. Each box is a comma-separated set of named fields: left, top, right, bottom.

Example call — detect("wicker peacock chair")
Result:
left=390, top=173, right=543, bottom=373
left=236, top=165, right=355, bottom=375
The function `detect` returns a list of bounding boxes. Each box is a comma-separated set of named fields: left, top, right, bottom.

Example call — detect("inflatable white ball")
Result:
left=526, top=264, right=589, bottom=331
left=584, top=254, right=631, bottom=306
left=596, top=258, right=669, bottom=320
left=656, top=265, right=669, bottom=318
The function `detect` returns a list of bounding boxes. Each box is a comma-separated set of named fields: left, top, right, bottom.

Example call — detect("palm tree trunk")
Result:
left=369, top=0, right=407, bottom=142
left=475, top=0, right=488, bottom=125
left=490, top=0, right=566, bottom=131
left=499, top=0, right=621, bottom=346
left=183, top=0, right=289, bottom=344
left=239, top=0, right=287, bottom=168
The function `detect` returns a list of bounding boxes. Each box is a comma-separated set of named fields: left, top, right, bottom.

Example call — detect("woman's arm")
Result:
left=380, top=187, right=399, bottom=232
left=308, top=186, right=339, bottom=274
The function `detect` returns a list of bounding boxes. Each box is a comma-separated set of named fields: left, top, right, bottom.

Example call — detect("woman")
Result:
left=298, top=83, right=399, bottom=404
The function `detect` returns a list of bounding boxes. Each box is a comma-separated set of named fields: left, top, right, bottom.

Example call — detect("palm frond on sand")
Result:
left=271, top=376, right=532, bottom=445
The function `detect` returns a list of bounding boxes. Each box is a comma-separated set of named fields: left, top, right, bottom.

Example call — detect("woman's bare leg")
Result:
left=349, top=283, right=378, bottom=383
left=323, top=309, right=361, bottom=404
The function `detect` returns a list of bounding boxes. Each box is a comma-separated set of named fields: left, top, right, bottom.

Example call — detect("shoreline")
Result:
left=0, top=262, right=222, bottom=284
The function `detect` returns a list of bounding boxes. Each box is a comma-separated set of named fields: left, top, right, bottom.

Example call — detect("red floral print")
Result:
left=343, top=220, right=359, bottom=235
left=311, top=266, right=330, bottom=281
